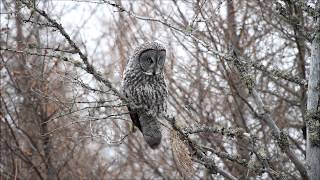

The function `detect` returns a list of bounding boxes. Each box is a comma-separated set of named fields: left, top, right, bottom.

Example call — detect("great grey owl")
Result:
left=121, top=42, right=168, bottom=149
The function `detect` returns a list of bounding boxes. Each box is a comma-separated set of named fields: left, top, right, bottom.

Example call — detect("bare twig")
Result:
left=104, top=1, right=308, bottom=87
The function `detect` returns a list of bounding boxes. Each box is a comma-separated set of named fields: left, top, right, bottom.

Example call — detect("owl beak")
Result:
left=153, top=59, right=157, bottom=76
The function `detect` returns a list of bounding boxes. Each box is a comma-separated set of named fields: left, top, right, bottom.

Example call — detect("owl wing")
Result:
left=127, top=106, right=142, bottom=131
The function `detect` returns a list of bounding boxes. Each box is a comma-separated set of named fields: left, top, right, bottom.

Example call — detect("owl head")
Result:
left=129, top=41, right=166, bottom=76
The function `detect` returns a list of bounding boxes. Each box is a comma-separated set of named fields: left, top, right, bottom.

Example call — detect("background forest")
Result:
left=1, top=0, right=320, bottom=179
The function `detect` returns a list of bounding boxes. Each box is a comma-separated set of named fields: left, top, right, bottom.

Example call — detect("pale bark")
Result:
left=306, top=8, right=320, bottom=179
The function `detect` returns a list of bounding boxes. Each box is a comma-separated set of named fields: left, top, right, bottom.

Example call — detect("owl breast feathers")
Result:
left=121, top=41, right=168, bottom=149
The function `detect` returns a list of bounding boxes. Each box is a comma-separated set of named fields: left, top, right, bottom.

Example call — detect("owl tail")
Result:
left=139, top=113, right=162, bottom=149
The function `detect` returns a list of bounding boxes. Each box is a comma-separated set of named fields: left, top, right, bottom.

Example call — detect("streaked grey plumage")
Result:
left=121, top=42, right=168, bottom=149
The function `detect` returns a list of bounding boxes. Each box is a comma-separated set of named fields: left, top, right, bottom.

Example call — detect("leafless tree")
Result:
left=1, top=0, right=319, bottom=179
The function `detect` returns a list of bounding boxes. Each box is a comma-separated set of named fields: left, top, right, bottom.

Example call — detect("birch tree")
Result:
left=306, top=2, right=320, bottom=179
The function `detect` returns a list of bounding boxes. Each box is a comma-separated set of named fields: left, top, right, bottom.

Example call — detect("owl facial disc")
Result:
left=139, top=49, right=166, bottom=76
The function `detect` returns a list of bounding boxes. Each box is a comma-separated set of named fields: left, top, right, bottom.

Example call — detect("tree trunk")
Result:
left=306, top=5, right=320, bottom=179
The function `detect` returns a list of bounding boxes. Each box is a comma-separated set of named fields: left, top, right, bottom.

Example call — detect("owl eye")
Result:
left=139, top=49, right=157, bottom=73
left=158, top=50, right=166, bottom=66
